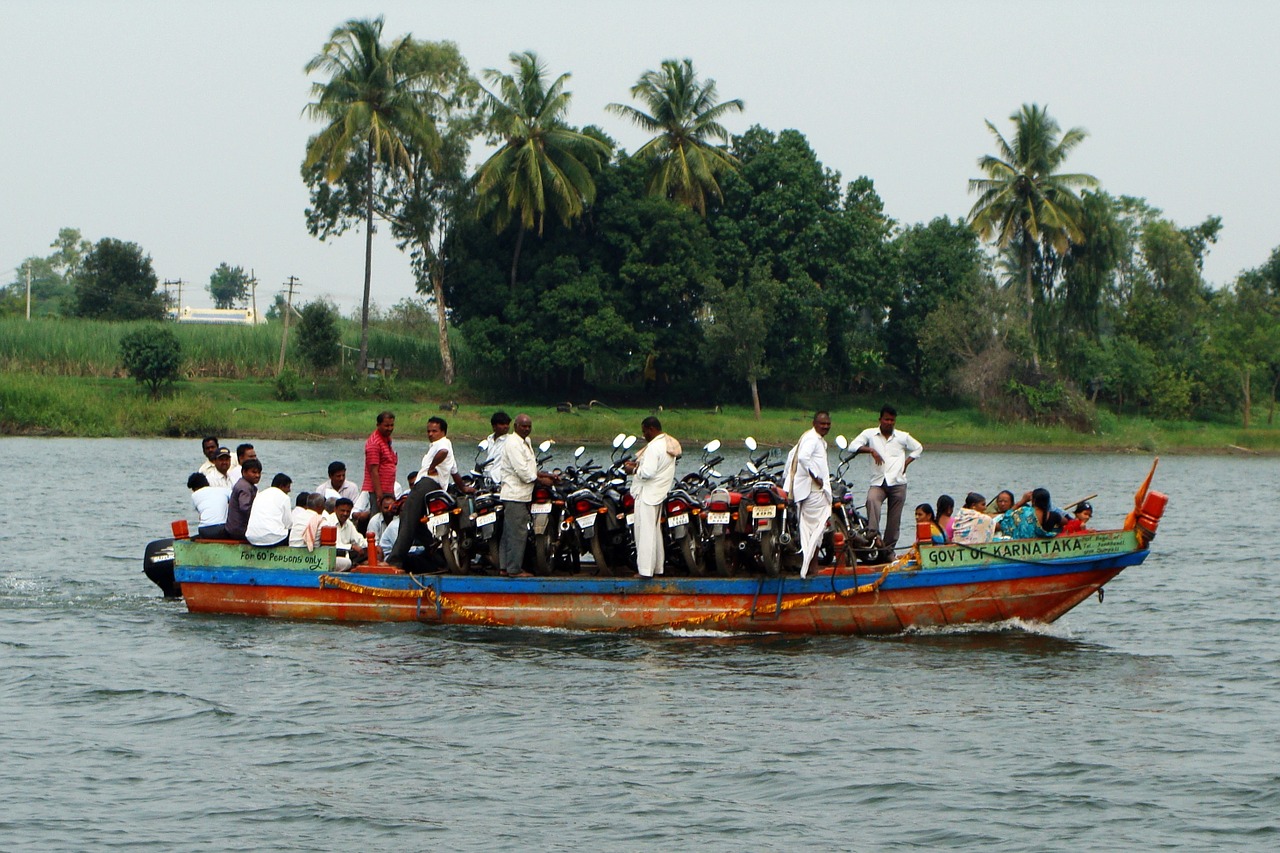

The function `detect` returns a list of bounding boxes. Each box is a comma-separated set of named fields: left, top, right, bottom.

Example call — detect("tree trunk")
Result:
left=1269, top=372, right=1279, bottom=425
left=1024, top=240, right=1040, bottom=371
left=358, top=151, right=375, bottom=374
left=509, top=227, right=525, bottom=291
left=1242, top=369, right=1252, bottom=428
left=750, top=377, right=761, bottom=420
left=431, top=262, right=455, bottom=385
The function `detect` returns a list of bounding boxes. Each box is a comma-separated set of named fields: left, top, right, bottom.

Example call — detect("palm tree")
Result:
left=967, top=103, right=1097, bottom=358
left=304, top=16, right=441, bottom=370
left=607, top=59, right=744, bottom=215
left=474, top=50, right=610, bottom=290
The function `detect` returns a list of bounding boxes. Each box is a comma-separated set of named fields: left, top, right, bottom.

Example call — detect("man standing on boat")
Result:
left=497, top=414, right=554, bottom=578
left=785, top=411, right=833, bottom=578
left=623, top=416, right=682, bottom=578
left=483, top=411, right=511, bottom=485
left=848, top=405, right=923, bottom=556
left=359, top=411, right=398, bottom=525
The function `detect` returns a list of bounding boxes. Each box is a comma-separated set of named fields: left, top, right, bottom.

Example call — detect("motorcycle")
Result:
left=527, top=439, right=561, bottom=575
left=738, top=436, right=792, bottom=577
left=565, top=433, right=636, bottom=576
left=831, top=434, right=890, bottom=565
left=662, top=440, right=723, bottom=575
left=468, top=438, right=504, bottom=570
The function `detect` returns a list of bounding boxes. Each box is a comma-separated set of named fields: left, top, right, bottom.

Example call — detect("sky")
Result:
left=3, top=0, right=1275, bottom=314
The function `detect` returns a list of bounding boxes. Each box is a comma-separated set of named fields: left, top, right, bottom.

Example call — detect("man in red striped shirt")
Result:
left=358, top=411, right=398, bottom=525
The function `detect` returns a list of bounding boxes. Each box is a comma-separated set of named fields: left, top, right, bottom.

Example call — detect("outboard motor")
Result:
left=143, top=538, right=179, bottom=598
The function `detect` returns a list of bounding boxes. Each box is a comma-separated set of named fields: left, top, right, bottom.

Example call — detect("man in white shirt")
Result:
left=197, top=436, right=220, bottom=478
left=228, top=442, right=256, bottom=486
left=483, top=411, right=511, bottom=484
left=326, top=497, right=366, bottom=571
left=315, top=460, right=361, bottom=504
left=848, top=405, right=923, bottom=554
left=784, top=411, right=833, bottom=578
left=289, top=492, right=326, bottom=550
left=187, top=472, right=231, bottom=539
left=204, top=446, right=235, bottom=488
left=246, top=473, right=293, bottom=547
left=497, top=413, right=555, bottom=578
left=623, top=416, right=681, bottom=578
left=420, top=416, right=473, bottom=493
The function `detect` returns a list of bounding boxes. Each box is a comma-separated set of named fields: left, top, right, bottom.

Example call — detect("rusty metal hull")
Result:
left=174, top=533, right=1149, bottom=635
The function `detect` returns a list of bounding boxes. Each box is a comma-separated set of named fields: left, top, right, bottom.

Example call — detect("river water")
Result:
left=2, top=436, right=1277, bottom=851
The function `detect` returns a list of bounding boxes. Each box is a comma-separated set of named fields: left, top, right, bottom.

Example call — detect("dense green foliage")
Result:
left=119, top=326, right=182, bottom=397
left=71, top=238, right=165, bottom=321
left=295, top=301, right=342, bottom=372
left=207, top=263, right=250, bottom=309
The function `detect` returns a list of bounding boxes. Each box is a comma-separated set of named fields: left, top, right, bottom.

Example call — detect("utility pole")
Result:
left=25, top=263, right=31, bottom=320
left=249, top=269, right=258, bottom=322
left=276, top=276, right=300, bottom=376
left=163, top=278, right=186, bottom=319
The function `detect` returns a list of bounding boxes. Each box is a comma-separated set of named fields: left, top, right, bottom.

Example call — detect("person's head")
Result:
left=201, top=436, right=220, bottom=462
left=513, top=413, right=533, bottom=439
left=236, top=443, right=256, bottom=464
left=491, top=411, right=511, bottom=437
left=1030, top=488, right=1052, bottom=513
left=335, top=497, right=353, bottom=524
left=376, top=411, right=395, bottom=439
left=427, top=416, right=447, bottom=442
left=327, top=461, right=346, bottom=488
left=407, top=470, right=418, bottom=487
left=188, top=472, right=209, bottom=491
left=296, top=491, right=310, bottom=508
left=272, top=473, right=292, bottom=492
left=878, top=405, right=897, bottom=435
left=995, top=490, right=1015, bottom=512
left=307, top=492, right=326, bottom=512
left=214, top=447, right=232, bottom=474
left=812, top=410, right=832, bottom=437
left=241, top=458, right=263, bottom=485
left=641, top=416, right=662, bottom=440
left=378, top=493, right=395, bottom=516
left=1075, top=502, right=1093, bottom=523
left=915, top=503, right=936, bottom=523
left=936, top=494, right=954, bottom=518
left=964, top=492, right=986, bottom=510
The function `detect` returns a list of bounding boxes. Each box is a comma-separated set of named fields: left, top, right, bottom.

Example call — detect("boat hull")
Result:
left=173, top=532, right=1148, bottom=635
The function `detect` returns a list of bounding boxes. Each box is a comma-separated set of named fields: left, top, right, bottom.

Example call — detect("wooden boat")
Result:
left=167, top=467, right=1167, bottom=636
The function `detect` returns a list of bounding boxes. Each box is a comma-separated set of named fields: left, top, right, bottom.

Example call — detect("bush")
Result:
left=274, top=368, right=300, bottom=401
left=120, top=325, right=182, bottom=398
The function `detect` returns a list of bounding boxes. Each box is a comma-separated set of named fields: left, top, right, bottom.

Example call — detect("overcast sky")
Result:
left=3, top=1, right=1274, bottom=313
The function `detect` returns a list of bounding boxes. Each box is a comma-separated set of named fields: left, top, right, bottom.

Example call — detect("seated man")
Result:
left=187, top=472, right=231, bottom=539
left=245, top=473, right=293, bottom=547
left=204, top=446, right=235, bottom=488
left=198, top=436, right=220, bottom=478
left=951, top=492, right=995, bottom=545
left=365, top=493, right=397, bottom=546
left=229, top=442, right=257, bottom=485
left=326, top=497, right=366, bottom=571
left=288, top=491, right=313, bottom=544
left=315, top=461, right=361, bottom=505
left=289, top=492, right=326, bottom=551
left=225, top=459, right=263, bottom=540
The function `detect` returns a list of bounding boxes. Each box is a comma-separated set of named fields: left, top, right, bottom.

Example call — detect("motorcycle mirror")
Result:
left=835, top=435, right=847, bottom=450
left=623, top=435, right=637, bottom=450
left=478, top=438, right=490, bottom=451
left=746, top=461, right=758, bottom=475
left=709, top=469, right=722, bottom=478
left=612, top=433, right=625, bottom=448
left=538, top=439, right=554, bottom=452
left=574, top=446, right=585, bottom=458
left=704, top=439, right=721, bottom=453
left=744, top=436, right=757, bottom=451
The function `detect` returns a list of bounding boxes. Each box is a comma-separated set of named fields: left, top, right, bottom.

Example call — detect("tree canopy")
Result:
left=72, top=238, right=164, bottom=321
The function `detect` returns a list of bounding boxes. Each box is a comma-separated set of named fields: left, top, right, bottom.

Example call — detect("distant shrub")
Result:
left=120, top=326, right=181, bottom=398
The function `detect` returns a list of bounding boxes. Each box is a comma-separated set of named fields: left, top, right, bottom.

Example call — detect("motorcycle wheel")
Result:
left=760, top=530, right=781, bottom=577
left=831, top=515, right=857, bottom=569
left=487, top=538, right=500, bottom=571
left=534, top=532, right=553, bottom=576
left=713, top=537, right=733, bottom=577
left=441, top=529, right=464, bottom=575
left=589, top=534, right=613, bottom=576
left=680, top=531, right=706, bottom=576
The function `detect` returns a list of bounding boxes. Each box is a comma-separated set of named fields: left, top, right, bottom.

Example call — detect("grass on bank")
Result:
left=3, top=373, right=1279, bottom=454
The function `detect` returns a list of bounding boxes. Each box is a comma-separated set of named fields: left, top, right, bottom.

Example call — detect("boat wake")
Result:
left=901, top=617, right=1075, bottom=639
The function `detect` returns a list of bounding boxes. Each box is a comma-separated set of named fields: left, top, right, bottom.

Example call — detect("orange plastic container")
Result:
left=916, top=521, right=934, bottom=543
left=1140, top=490, right=1169, bottom=520
left=319, top=526, right=337, bottom=546
left=171, top=519, right=190, bottom=539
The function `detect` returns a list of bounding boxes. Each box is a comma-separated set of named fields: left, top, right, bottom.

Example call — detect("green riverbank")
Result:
left=3, top=373, right=1278, bottom=454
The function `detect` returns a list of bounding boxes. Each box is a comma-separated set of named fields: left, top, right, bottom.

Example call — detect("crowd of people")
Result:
left=183, top=405, right=1095, bottom=578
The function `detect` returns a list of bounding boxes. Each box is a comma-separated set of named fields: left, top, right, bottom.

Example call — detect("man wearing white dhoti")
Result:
left=785, top=411, right=833, bottom=578
left=623, top=416, right=682, bottom=578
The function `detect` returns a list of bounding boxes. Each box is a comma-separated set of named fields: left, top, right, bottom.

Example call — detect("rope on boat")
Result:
left=317, top=573, right=505, bottom=626
left=318, top=551, right=909, bottom=631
